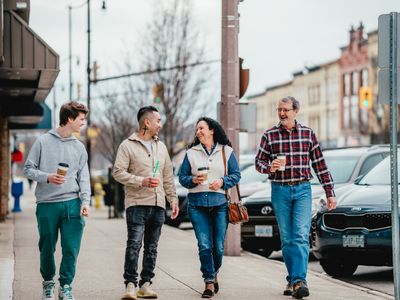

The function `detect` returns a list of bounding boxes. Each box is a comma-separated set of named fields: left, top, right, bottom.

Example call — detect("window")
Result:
left=350, top=96, right=359, bottom=129
left=352, top=71, right=359, bottom=95
left=359, top=154, right=387, bottom=177
left=344, top=73, right=350, bottom=96
left=343, top=96, right=350, bottom=129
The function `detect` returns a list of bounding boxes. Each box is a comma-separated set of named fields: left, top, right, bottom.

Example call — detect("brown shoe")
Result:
left=292, top=281, right=309, bottom=299
left=283, top=282, right=293, bottom=296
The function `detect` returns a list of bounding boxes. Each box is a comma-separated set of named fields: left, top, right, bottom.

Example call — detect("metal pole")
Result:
left=390, top=12, right=400, bottom=300
left=68, top=5, right=73, bottom=101
left=87, top=0, right=92, bottom=172
left=221, top=0, right=240, bottom=256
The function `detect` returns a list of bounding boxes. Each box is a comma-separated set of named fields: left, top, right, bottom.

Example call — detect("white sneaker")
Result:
left=137, top=282, right=158, bottom=299
left=121, top=282, right=137, bottom=300
left=42, top=280, right=55, bottom=300
left=58, top=284, right=75, bottom=300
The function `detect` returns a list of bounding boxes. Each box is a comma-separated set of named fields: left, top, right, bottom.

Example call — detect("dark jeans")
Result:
left=188, top=203, right=228, bottom=282
left=124, top=205, right=165, bottom=286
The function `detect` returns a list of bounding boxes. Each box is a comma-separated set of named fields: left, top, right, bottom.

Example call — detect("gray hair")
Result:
left=280, top=96, right=300, bottom=111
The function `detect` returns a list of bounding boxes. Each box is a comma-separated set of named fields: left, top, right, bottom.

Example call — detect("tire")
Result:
left=262, top=247, right=274, bottom=258
left=320, top=259, right=358, bottom=277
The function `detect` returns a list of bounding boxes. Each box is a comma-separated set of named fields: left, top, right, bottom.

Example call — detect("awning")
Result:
left=0, top=5, right=59, bottom=123
left=9, top=102, right=52, bottom=130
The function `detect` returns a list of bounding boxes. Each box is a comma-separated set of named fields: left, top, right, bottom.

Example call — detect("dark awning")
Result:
left=9, top=102, right=52, bottom=130
left=0, top=6, right=59, bottom=124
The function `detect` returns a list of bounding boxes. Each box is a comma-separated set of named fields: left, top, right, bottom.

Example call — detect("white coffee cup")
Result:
left=57, top=163, right=69, bottom=176
left=197, top=167, right=209, bottom=186
left=277, top=155, right=286, bottom=171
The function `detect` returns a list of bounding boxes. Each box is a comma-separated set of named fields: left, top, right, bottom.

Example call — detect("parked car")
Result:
left=241, top=145, right=391, bottom=257
left=311, top=155, right=395, bottom=277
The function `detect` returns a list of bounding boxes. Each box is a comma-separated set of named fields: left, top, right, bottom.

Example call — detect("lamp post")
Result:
left=86, top=0, right=106, bottom=172
left=68, top=1, right=86, bottom=101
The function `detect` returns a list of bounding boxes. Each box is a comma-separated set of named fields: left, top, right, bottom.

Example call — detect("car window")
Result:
left=359, top=154, right=386, bottom=177
left=240, top=165, right=267, bottom=184
left=360, top=157, right=392, bottom=185
left=310, top=156, right=359, bottom=185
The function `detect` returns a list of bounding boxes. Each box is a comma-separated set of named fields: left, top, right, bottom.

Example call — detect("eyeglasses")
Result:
left=276, top=108, right=294, bottom=113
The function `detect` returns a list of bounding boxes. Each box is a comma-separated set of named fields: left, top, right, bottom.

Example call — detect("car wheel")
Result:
left=320, top=259, right=358, bottom=277
left=262, top=247, right=274, bottom=258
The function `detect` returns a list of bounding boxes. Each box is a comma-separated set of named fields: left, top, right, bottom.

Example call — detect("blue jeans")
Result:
left=188, top=203, right=228, bottom=282
left=124, top=206, right=165, bottom=286
left=271, top=182, right=312, bottom=284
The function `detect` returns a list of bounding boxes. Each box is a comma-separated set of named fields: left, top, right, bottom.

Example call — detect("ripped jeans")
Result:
left=123, top=205, right=165, bottom=286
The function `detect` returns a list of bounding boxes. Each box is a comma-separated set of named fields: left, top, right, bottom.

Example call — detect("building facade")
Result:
left=246, top=23, right=384, bottom=154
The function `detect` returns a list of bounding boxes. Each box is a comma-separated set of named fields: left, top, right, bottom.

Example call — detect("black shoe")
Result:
left=201, top=289, right=214, bottom=298
left=283, top=282, right=293, bottom=296
left=214, top=282, right=219, bottom=294
left=292, top=281, right=309, bottom=299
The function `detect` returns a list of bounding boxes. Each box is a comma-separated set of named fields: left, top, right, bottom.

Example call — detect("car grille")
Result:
left=323, top=212, right=391, bottom=231
left=244, top=203, right=275, bottom=217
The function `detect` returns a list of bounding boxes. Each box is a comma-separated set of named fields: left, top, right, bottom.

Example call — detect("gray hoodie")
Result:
left=23, top=129, right=91, bottom=206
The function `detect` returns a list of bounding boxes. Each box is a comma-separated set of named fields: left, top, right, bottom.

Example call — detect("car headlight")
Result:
left=311, top=196, right=327, bottom=216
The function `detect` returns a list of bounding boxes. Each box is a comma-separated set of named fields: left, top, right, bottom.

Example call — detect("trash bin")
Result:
left=11, top=180, right=24, bottom=212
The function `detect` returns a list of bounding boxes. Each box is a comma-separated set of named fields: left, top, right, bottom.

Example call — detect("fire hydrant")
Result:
left=94, top=182, right=105, bottom=209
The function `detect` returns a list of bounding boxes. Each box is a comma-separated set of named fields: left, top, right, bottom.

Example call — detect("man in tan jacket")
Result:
left=113, top=106, right=179, bottom=300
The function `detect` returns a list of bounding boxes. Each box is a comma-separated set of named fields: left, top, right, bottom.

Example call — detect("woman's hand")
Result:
left=192, top=174, right=206, bottom=184
left=209, top=178, right=224, bottom=191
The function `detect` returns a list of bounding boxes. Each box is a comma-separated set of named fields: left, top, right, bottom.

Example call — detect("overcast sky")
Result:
left=29, top=0, right=400, bottom=111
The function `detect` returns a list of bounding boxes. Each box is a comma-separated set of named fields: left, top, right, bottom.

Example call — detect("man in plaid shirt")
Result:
left=255, top=96, right=336, bottom=299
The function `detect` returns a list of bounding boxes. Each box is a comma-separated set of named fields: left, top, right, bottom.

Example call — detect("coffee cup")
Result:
left=57, top=163, right=69, bottom=176
left=277, top=155, right=286, bottom=171
left=197, top=167, right=209, bottom=185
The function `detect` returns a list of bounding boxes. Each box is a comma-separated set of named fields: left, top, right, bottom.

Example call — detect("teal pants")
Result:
left=36, top=198, right=85, bottom=286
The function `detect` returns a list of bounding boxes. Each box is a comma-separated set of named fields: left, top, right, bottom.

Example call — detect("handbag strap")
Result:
left=222, top=146, right=241, bottom=202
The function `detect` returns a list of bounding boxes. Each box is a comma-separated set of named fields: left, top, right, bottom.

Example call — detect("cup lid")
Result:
left=58, top=163, right=69, bottom=167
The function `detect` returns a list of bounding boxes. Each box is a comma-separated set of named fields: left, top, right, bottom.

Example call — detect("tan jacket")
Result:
left=112, top=133, right=178, bottom=209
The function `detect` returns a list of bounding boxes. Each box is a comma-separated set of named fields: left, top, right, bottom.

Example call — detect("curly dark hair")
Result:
left=188, top=117, right=232, bottom=148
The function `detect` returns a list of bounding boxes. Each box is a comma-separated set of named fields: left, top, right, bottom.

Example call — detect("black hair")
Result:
left=137, top=106, right=159, bottom=123
left=188, top=117, right=232, bottom=148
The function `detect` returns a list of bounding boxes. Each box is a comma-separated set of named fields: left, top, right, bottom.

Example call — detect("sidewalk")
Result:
left=1, top=186, right=394, bottom=299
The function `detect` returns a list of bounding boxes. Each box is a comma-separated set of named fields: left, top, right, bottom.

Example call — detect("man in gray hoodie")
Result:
left=24, top=101, right=91, bottom=300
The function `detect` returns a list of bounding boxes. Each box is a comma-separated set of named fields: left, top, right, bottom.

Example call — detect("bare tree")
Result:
left=95, top=0, right=214, bottom=164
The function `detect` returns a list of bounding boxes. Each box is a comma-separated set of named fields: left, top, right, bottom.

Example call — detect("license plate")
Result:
left=342, top=235, right=365, bottom=248
left=255, top=225, right=273, bottom=237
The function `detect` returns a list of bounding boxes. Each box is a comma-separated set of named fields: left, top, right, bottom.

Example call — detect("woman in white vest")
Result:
left=179, top=117, right=241, bottom=298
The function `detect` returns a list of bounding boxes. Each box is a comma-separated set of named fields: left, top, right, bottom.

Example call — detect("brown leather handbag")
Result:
left=222, top=146, right=249, bottom=224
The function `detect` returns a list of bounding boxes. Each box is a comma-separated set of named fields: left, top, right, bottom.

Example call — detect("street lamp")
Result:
left=68, top=1, right=86, bottom=101
left=87, top=0, right=106, bottom=172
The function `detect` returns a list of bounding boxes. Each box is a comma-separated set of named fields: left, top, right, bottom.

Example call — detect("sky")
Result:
left=29, top=0, right=400, bottom=117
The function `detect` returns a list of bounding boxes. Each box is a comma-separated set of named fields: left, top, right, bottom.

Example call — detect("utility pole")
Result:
left=221, top=0, right=241, bottom=256
left=87, top=0, right=92, bottom=172
left=68, top=5, right=73, bottom=100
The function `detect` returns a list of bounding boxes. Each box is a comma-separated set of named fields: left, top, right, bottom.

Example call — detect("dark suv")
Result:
left=241, top=145, right=391, bottom=258
left=311, top=155, right=396, bottom=277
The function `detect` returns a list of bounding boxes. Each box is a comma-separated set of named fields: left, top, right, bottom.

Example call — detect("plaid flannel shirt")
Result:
left=255, top=121, right=335, bottom=198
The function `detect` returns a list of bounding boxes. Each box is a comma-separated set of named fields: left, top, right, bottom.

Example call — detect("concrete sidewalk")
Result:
left=1, top=187, right=394, bottom=299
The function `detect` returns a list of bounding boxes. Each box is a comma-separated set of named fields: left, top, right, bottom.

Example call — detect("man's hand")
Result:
left=327, top=197, right=337, bottom=210
left=209, top=179, right=224, bottom=191
left=170, top=202, right=179, bottom=219
left=81, top=204, right=90, bottom=217
left=269, top=159, right=282, bottom=173
left=142, top=177, right=160, bottom=188
left=47, top=173, right=65, bottom=185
